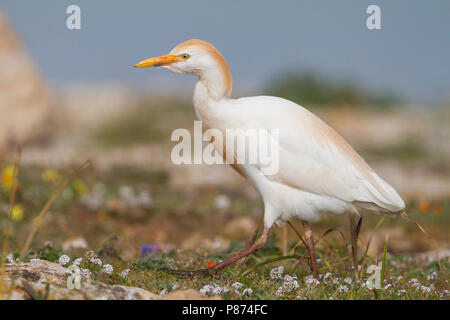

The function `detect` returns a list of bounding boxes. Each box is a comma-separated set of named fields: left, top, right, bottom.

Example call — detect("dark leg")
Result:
left=302, top=221, right=319, bottom=280
left=163, top=227, right=270, bottom=276
left=349, top=212, right=363, bottom=281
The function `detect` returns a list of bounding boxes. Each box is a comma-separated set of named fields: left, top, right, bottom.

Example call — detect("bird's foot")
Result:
left=161, top=267, right=215, bottom=277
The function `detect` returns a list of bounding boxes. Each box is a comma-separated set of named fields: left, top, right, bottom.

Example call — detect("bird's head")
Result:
left=134, top=39, right=232, bottom=98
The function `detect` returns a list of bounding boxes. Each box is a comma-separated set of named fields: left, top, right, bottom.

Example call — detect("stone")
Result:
left=162, top=289, right=221, bottom=300
left=2, top=260, right=158, bottom=300
left=0, top=12, right=51, bottom=152
left=62, top=237, right=88, bottom=251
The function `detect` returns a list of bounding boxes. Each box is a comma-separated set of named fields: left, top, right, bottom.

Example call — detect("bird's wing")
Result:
left=218, top=96, right=404, bottom=213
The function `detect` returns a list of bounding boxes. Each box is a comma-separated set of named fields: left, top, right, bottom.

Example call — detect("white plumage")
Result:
left=197, top=93, right=404, bottom=226
left=134, top=39, right=405, bottom=276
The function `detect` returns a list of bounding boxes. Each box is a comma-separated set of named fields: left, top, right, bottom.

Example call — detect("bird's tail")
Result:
left=399, top=210, right=441, bottom=271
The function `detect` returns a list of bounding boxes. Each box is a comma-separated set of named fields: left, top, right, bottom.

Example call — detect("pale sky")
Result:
left=1, top=0, right=449, bottom=104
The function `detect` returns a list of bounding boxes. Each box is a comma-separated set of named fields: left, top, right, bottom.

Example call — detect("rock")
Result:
left=0, top=12, right=51, bottom=152
left=111, top=285, right=159, bottom=300
left=162, top=289, right=221, bottom=300
left=3, top=260, right=69, bottom=286
left=62, top=237, right=88, bottom=251
left=2, top=260, right=158, bottom=300
left=223, top=216, right=256, bottom=240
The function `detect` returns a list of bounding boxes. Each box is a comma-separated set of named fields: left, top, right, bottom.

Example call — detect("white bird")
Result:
left=134, top=39, right=405, bottom=278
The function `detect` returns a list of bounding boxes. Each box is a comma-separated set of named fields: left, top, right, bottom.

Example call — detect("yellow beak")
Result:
left=134, top=54, right=182, bottom=68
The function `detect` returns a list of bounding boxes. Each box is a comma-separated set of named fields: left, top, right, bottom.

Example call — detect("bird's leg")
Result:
left=238, top=214, right=264, bottom=268
left=348, top=212, right=363, bottom=282
left=163, top=227, right=270, bottom=277
left=301, top=221, right=319, bottom=280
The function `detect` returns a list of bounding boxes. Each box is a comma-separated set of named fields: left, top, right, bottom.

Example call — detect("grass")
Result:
left=8, top=232, right=448, bottom=300
left=93, top=98, right=195, bottom=148
left=361, top=139, right=429, bottom=162
left=0, top=158, right=448, bottom=300
left=264, top=71, right=401, bottom=109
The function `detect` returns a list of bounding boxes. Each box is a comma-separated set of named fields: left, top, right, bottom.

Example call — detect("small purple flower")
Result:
left=140, top=243, right=161, bottom=257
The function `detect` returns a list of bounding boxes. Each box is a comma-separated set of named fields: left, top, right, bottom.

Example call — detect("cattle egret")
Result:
left=134, top=39, right=405, bottom=278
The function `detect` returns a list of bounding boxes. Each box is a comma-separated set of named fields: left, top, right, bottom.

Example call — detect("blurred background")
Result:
left=0, top=0, right=449, bottom=259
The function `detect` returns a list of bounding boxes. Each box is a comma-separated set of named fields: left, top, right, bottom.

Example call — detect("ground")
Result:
left=0, top=97, right=449, bottom=300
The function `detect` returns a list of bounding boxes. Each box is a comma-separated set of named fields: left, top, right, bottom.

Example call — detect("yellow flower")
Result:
left=11, top=204, right=24, bottom=221
left=72, top=179, right=88, bottom=196
left=2, top=165, right=17, bottom=190
left=42, top=169, right=61, bottom=184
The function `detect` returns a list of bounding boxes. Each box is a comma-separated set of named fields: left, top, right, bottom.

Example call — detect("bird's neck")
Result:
left=192, top=58, right=233, bottom=121
left=193, top=77, right=230, bottom=122
left=193, top=80, right=214, bottom=122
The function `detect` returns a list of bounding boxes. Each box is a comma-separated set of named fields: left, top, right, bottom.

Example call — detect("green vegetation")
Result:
left=93, top=98, right=195, bottom=148
left=0, top=161, right=448, bottom=300
left=265, top=71, right=401, bottom=109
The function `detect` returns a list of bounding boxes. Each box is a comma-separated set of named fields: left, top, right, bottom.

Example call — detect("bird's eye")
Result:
left=181, top=53, right=190, bottom=60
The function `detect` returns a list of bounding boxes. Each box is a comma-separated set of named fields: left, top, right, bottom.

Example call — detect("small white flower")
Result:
left=73, top=258, right=83, bottom=266
left=212, top=286, right=224, bottom=295
left=121, top=268, right=130, bottom=277
left=102, top=264, right=113, bottom=274
left=242, top=288, right=253, bottom=296
left=81, top=268, right=91, bottom=279
left=89, top=257, right=102, bottom=266
left=58, top=255, right=70, bottom=266
left=6, top=253, right=15, bottom=264
left=323, top=272, right=335, bottom=285
left=420, top=286, right=431, bottom=293
left=276, top=287, right=285, bottom=296
left=440, top=290, right=449, bottom=298
left=231, top=282, right=244, bottom=290
left=383, top=284, right=392, bottom=290
left=305, top=275, right=320, bottom=287
left=396, top=276, right=403, bottom=281
left=337, top=285, right=349, bottom=293
left=270, top=266, right=284, bottom=279
left=344, top=277, right=352, bottom=285
left=284, top=275, right=300, bottom=290
left=200, top=285, right=213, bottom=295
left=427, top=271, right=438, bottom=281
left=408, top=278, right=420, bottom=287
left=200, top=283, right=228, bottom=296
left=397, top=289, right=407, bottom=296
